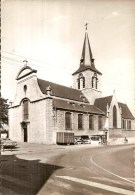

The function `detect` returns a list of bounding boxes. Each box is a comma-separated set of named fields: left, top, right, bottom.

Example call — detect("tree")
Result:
left=0, top=98, right=9, bottom=129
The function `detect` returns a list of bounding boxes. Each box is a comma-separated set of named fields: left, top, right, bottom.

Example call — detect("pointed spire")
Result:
left=80, top=24, right=95, bottom=67
left=72, top=24, right=102, bottom=76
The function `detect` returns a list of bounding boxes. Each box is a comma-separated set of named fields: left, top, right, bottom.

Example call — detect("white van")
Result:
left=90, top=135, right=101, bottom=145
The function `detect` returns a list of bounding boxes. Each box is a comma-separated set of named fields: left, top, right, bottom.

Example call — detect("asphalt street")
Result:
left=1, top=143, right=135, bottom=195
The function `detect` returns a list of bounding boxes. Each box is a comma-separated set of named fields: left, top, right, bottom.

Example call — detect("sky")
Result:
left=1, top=0, right=135, bottom=115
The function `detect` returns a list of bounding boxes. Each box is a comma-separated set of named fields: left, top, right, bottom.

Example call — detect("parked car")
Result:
left=74, top=135, right=91, bottom=144
left=74, top=136, right=83, bottom=144
left=81, top=135, right=91, bottom=144
left=90, top=135, right=101, bottom=145
left=0, top=138, right=17, bottom=150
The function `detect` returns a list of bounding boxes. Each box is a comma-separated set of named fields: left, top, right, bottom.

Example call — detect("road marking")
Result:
left=56, top=175, right=134, bottom=195
left=90, top=154, right=135, bottom=185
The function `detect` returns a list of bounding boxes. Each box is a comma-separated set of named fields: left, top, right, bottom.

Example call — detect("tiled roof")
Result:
left=118, top=102, right=134, bottom=119
left=72, top=65, right=102, bottom=75
left=94, top=96, right=113, bottom=113
left=37, top=79, right=89, bottom=103
left=53, top=99, right=105, bottom=115
left=94, top=96, right=134, bottom=119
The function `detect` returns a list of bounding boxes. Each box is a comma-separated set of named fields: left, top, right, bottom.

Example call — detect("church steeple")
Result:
left=72, top=23, right=102, bottom=104
left=72, top=23, right=102, bottom=75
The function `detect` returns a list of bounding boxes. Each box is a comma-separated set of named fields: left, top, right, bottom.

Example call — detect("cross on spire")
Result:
left=85, top=22, right=88, bottom=31
left=23, top=59, right=28, bottom=67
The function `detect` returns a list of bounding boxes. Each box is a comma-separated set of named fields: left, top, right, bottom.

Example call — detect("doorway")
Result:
left=21, top=122, right=28, bottom=142
left=24, top=126, right=27, bottom=142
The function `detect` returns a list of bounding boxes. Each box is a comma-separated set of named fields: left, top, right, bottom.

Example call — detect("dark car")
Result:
left=81, top=135, right=91, bottom=144
left=0, top=138, right=17, bottom=150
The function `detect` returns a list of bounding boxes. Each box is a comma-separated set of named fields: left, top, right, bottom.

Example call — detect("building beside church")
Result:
left=8, top=27, right=135, bottom=144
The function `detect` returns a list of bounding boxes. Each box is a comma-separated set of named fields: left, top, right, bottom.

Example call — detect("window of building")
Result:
left=77, top=73, right=85, bottom=89
left=23, top=100, right=29, bottom=120
left=122, top=119, right=125, bottom=129
left=24, top=85, right=27, bottom=92
left=98, top=116, right=103, bottom=130
left=78, top=78, right=80, bottom=89
left=127, top=120, right=131, bottom=129
left=92, top=73, right=98, bottom=89
left=78, top=114, right=83, bottom=130
left=82, top=77, right=85, bottom=88
left=124, top=120, right=127, bottom=129
left=113, top=106, right=117, bottom=128
left=122, top=119, right=127, bottom=129
left=89, top=115, right=94, bottom=130
left=65, top=112, right=72, bottom=130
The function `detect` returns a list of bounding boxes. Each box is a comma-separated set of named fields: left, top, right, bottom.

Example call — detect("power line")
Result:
left=1, top=54, right=73, bottom=72
left=1, top=50, right=74, bottom=71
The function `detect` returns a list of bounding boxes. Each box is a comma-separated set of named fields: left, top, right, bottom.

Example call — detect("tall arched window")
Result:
left=77, top=73, right=85, bottom=89
left=78, top=114, right=83, bottom=130
left=92, top=73, right=98, bottom=89
left=78, top=78, right=80, bottom=89
left=82, top=77, right=85, bottom=88
left=98, top=116, right=103, bottom=130
left=89, top=115, right=94, bottom=130
left=113, top=106, right=117, bottom=128
left=23, top=100, right=29, bottom=120
left=65, top=112, right=72, bottom=130
left=129, top=120, right=131, bottom=129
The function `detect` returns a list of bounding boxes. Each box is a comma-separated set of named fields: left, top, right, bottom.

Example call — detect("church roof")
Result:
left=94, top=96, right=113, bottom=113
left=72, top=31, right=102, bottom=75
left=94, top=96, right=134, bottom=119
left=72, top=65, right=102, bottom=75
left=53, top=99, right=105, bottom=115
left=37, top=79, right=89, bottom=103
left=118, top=102, right=134, bottom=120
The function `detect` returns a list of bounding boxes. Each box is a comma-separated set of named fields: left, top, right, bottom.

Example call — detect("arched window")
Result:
left=129, top=120, right=131, bottom=129
left=92, top=73, right=98, bottom=89
left=82, top=77, right=85, bottom=88
left=98, top=116, right=103, bottom=130
left=65, top=112, right=72, bottom=130
left=78, top=114, right=83, bottom=130
left=122, top=119, right=125, bottom=129
left=113, top=106, right=117, bottom=128
left=89, top=115, right=94, bottom=130
left=77, top=73, right=85, bottom=89
left=24, top=85, right=27, bottom=96
left=78, top=78, right=80, bottom=89
left=23, top=100, right=29, bottom=120
left=127, top=120, right=131, bottom=129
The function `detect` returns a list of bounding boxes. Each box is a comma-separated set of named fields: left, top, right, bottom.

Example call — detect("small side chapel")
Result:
left=9, top=26, right=135, bottom=144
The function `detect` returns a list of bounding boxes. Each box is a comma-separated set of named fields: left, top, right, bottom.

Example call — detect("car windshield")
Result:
left=81, top=136, right=89, bottom=139
left=91, top=136, right=99, bottom=141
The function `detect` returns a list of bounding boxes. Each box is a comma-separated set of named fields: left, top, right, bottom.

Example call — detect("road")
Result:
left=1, top=144, right=135, bottom=195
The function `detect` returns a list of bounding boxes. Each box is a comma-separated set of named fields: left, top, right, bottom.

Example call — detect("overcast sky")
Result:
left=1, top=0, right=135, bottom=115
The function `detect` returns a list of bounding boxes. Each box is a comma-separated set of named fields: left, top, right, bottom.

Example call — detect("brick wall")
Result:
left=55, top=110, right=105, bottom=136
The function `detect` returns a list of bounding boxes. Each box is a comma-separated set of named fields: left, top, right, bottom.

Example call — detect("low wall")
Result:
left=109, top=129, right=122, bottom=138
left=109, top=137, right=135, bottom=145
left=122, top=130, right=135, bottom=137
left=109, top=129, right=135, bottom=138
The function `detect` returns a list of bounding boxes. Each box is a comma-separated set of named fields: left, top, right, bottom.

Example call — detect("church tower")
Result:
left=72, top=23, right=102, bottom=105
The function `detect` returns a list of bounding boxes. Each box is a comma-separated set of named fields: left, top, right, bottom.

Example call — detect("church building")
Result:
left=8, top=26, right=135, bottom=144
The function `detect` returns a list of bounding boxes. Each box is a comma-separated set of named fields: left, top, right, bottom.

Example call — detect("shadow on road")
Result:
left=1, top=154, right=63, bottom=195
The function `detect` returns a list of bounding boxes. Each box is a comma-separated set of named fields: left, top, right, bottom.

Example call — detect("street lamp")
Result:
left=104, top=129, right=108, bottom=145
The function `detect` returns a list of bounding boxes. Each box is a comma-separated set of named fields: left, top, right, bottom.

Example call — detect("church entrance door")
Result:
left=21, top=122, right=28, bottom=142
left=24, top=126, right=27, bottom=142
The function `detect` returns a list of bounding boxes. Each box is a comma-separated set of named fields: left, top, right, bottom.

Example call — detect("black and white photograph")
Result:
left=1, top=0, right=135, bottom=194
